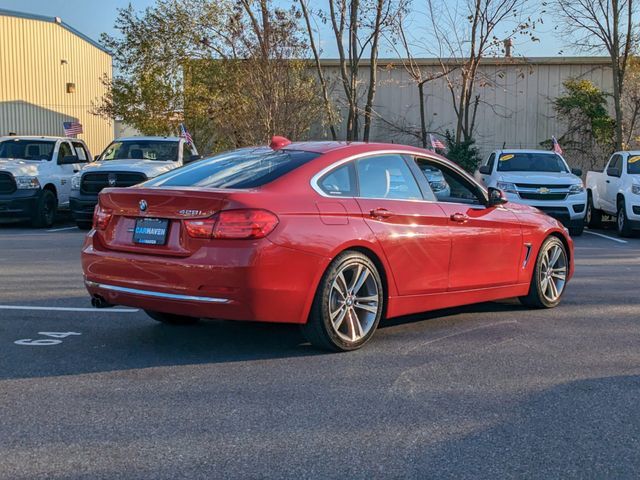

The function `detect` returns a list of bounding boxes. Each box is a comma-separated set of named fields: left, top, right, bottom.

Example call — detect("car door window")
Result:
left=356, top=155, right=422, bottom=200
left=183, top=142, right=193, bottom=160
left=607, top=155, right=621, bottom=176
left=319, top=163, right=357, bottom=197
left=414, top=157, right=485, bottom=205
left=71, top=142, right=89, bottom=163
left=58, top=142, right=73, bottom=162
left=486, top=153, right=496, bottom=172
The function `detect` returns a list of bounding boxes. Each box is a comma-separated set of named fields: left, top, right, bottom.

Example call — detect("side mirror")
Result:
left=58, top=155, right=79, bottom=165
left=184, top=154, right=203, bottom=164
left=479, top=165, right=491, bottom=175
left=607, top=167, right=621, bottom=177
left=94, top=154, right=100, bottom=161
left=571, top=167, right=583, bottom=176
left=487, top=187, right=508, bottom=207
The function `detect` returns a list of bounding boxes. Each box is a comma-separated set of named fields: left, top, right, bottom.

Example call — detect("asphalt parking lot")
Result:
left=1, top=217, right=639, bottom=479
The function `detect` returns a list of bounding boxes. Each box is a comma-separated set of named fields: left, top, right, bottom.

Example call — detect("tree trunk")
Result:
left=418, top=81, right=427, bottom=148
left=363, top=0, right=384, bottom=142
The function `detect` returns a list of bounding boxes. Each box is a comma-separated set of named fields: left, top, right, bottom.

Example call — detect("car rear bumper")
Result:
left=70, top=191, right=98, bottom=222
left=81, top=232, right=327, bottom=324
left=0, top=189, right=42, bottom=220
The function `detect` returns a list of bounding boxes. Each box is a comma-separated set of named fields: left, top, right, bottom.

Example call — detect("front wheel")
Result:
left=520, top=236, right=568, bottom=309
left=30, top=189, right=57, bottom=228
left=568, top=223, right=584, bottom=236
left=302, top=251, right=384, bottom=351
left=145, top=310, right=200, bottom=325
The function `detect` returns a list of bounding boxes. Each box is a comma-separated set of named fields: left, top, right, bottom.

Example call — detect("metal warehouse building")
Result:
left=321, top=57, right=613, bottom=158
left=0, top=9, right=113, bottom=155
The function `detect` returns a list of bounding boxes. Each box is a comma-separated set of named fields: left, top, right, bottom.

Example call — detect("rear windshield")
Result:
left=99, top=140, right=179, bottom=161
left=497, top=152, right=568, bottom=173
left=144, top=148, right=319, bottom=189
left=628, top=155, right=640, bottom=174
left=0, top=139, right=55, bottom=161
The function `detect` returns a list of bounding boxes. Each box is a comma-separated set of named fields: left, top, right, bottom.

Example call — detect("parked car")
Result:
left=586, top=151, right=640, bottom=237
left=82, top=138, right=574, bottom=351
left=420, top=163, right=451, bottom=198
left=70, top=136, right=200, bottom=229
left=475, top=149, right=586, bottom=236
left=0, top=135, right=91, bottom=227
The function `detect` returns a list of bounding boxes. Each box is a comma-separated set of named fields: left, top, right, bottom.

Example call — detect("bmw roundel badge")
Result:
left=139, top=200, right=148, bottom=212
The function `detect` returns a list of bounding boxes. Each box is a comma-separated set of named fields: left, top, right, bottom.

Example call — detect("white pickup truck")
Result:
left=475, top=149, right=587, bottom=236
left=70, top=136, right=200, bottom=228
left=0, top=136, right=91, bottom=227
left=586, top=151, right=640, bottom=237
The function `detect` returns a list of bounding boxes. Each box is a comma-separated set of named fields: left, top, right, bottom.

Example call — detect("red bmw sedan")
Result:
left=82, top=138, right=574, bottom=351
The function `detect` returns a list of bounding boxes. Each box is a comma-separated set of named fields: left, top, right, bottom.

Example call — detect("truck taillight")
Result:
left=184, top=209, right=279, bottom=239
left=93, top=204, right=112, bottom=230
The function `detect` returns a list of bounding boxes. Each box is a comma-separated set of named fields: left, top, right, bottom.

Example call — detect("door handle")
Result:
left=73, top=169, right=79, bottom=173
left=450, top=212, right=469, bottom=223
left=370, top=208, right=393, bottom=219
left=606, top=180, right=610, bottom=183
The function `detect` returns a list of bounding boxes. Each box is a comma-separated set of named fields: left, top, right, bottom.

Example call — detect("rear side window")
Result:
left=357, top=154, right=422, bottom=200
left=145, top=148, right=319, bottom=189
left=319, top=163, right=356, bottom=196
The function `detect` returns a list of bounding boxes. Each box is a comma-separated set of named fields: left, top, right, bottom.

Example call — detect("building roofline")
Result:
left=318, top=56, right=612, bottom=67
left=0, top=8, right=111, bottom=55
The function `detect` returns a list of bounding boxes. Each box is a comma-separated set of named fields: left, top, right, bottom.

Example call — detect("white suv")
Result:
left=0, top=136, right=90, bottom=227
left=475, top=149, right=587, bottom=235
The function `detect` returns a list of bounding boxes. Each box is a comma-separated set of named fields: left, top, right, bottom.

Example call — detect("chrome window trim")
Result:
left=85, top=281, right=230, bottom=304
left=310, top=149, right=488, bottom=204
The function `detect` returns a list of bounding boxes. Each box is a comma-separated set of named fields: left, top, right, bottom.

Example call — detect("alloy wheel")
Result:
left=329, top=262, right=380, bottom=343
left=539, top=243, right=567, bottom=303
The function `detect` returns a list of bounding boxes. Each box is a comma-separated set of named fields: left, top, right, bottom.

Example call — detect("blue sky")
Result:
left=2, top=0, right=573, bottom=58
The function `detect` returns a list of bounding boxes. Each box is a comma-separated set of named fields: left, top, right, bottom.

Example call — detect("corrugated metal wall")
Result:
left=0, top=13, right=113, bottom=155
left=321, top=58, right=613, bottom=159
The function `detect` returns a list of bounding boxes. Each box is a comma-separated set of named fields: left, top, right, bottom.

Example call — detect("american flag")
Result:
left=552, top=136, right=563, bottom=154
left=63, top=121, right=83, bottom=137
left=179, top=123, right=193, bottom=145
left=429, top=133, right=446, bottom=151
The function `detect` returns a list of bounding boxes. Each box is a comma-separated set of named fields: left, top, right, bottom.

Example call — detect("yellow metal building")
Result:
left=0, top=9, right=113, bottom=155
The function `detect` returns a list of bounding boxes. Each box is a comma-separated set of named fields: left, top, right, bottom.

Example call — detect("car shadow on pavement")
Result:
left=1, top=298, right=529, bottom=380
left=410, top=374, right=640, bottom=477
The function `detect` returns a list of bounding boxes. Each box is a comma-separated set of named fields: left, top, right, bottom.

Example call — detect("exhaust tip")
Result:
left=91, top=295, right=113, bottom=309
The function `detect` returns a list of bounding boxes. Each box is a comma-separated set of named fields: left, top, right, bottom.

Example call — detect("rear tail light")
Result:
left=93, top=204, right=112, bottom=230
left=184, top=209, right=279, bottom=239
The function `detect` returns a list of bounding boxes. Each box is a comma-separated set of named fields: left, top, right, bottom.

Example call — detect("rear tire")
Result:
left=617, top=201, right=634, bottom=238
left=145, top=310, right=200, bottom=325
left=30, top=189, right=57, bottom=228
left=585, top=191, right=602, bottom=228
left=520, top=236, right=568, bottom=309
left=77, top=221, right=92, bottom=230
left=301, top=251, right=384, bottom=352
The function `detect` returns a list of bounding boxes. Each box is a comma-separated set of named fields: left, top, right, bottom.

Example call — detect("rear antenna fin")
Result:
left=270, top=136, right=291, bottom=150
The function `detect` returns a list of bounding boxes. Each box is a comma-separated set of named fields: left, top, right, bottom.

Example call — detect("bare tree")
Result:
left=556, top=0, right=636, bottom=150
left=424, top=0, right=538, bottom=144
left=300, top=0, right=338, bottom=139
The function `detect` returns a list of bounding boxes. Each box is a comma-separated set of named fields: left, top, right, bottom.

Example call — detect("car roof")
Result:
left=282, top=141, right=430, bottom=155
left=0, top=136, right=82, bottom=142
left=497, top=149, right=560, bottom=154
left=115, top=136, right=182, bottom=142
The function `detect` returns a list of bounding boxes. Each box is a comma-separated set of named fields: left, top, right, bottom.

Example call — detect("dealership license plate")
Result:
left=133, top=218, right=169, bottom=245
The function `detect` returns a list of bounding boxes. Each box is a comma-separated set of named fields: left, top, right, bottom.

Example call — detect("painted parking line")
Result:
left=584, top=230, right=628, bottom=244
left=46, top=226, right=78, bottom=232
left=0, top=305, right=138, bottom=313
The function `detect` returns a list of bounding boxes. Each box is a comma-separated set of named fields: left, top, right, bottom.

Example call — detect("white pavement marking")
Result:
left=46, top=226, right=78, bottom=232
left=584, top=230, right=628, bottom=244
left=0, top=305, right=138, bottom=313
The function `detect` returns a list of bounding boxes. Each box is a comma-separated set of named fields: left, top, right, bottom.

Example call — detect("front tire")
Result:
left=568, top=223, right=584, bottom=236
left=617, top=201, right=634, bottom=238
left=145, top=310, right=200, bottom=325
left=520, top=236, right=568, bottom=309
left=302, top=251, right=384, bottom=352
left=30, top=189, right=57, bottom=228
